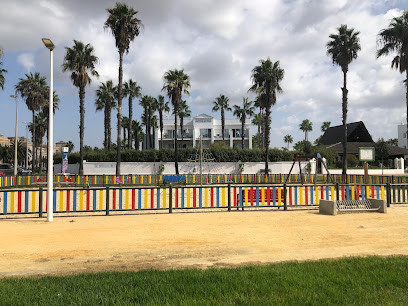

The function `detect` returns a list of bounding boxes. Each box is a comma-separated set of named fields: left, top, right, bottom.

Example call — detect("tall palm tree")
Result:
left=28, top=112, right=47, bottom=171
left=41, top=91, right=59, bottom=171
left=15, top=72, right=48, bottom=172
left=154, top=95, right=170, bottom=149
left=377, top=11, right=408, bottom=143
left=0, top=48, right=7, bottom=90
left=212, top=94, right=231, bottom=141
left=327, top=24, right=361, bottom=175
left=67, top=141, right=74, bottom=153
left=252, top=113, right=264, bottom=147
left=299, top=119, right=313, bottom=141
left=123, top=79, right=142, bottom=149
left=249, top=58, right=284, bottom=173
left=95, top=80, right=116, bottom=150
left=131, top=119, right=143, bottom=150
left=233, top=97, right=255, bottom=149
left=321, top=121, right=331, bottom=133
left=284, top=134, right=293, bottom=149
left=162, top=69, right=191, bottom=175
left=105, top=2, right=143, bottom=175
left=62, top=40, right=99, bottom=174
left=178, top=100, right=191, bottom=145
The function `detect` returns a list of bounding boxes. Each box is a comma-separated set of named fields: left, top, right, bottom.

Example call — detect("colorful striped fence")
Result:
left=0, top=183, right=394, bottom=216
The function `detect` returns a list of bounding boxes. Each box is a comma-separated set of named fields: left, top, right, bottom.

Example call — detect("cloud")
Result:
left=17, top=53, right=35, bottom=71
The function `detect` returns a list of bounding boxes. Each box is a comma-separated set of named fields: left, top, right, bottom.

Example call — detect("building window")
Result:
left=200, top=129, right=211, bottom=138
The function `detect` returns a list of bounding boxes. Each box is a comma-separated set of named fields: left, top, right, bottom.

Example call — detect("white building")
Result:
left=398, top=124, right=407, bottom=148
left=155, top=113, right=252, bottom=149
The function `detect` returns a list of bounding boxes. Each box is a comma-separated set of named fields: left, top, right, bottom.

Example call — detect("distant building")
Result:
left=397, top=124, right=407, bottom=149
left=155, top=113, right=252, bottom=149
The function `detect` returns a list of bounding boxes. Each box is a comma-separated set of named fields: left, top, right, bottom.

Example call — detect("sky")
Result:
left=0, top=0, right=407, bottom=151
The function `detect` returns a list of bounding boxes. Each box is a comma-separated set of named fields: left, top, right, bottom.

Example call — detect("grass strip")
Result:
left=0, top=256, right=407, bottom=305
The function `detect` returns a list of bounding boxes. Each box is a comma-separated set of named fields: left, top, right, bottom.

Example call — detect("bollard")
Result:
left=169, top=185, right=173, bottom=214
left=227, top=184, right=231, bottom=212
left=283, top=183, right=287, bottom=211
left=386, top=183, right=391, bottom=207
left=106, top=187, right=110, bottom=215
left=39, top=187, right=43, bottom=218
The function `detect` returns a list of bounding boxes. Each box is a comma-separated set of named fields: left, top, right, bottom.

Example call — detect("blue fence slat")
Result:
left=25, top=191, right=29, bottom=212
left=138, top=189, right=142, bottom=210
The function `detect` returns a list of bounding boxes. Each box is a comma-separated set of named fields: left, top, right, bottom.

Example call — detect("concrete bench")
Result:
left=319, top=198, right=387, bottom=215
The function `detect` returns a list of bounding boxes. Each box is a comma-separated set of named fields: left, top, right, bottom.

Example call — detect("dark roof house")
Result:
left=319, top=121, right=373, bottom=145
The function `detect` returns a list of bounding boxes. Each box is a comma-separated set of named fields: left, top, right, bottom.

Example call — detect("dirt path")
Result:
left=1, top=206, right=408, bottom=277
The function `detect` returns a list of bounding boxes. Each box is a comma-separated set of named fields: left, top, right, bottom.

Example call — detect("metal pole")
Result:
left=10, top=95, right=18, bottom=176
left=200, top=136, right=203, bottom=186
left=47, top=47, right=54, bottom=222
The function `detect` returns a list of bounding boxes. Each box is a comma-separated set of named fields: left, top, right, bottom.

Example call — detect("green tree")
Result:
left=154, top=95, right=170, bottom=149
left=284, top=134, right=293, bottom=149
left=62, top=40, right=99, bottom=174
left=162, top=69, right=191, bottom=174
left=121, top=116, right=130, bottom=144
left=131, top=120, right=143, bottom=150
left=377, top=11, right=408, bottom=143
left=233, top=97, right=255, bottom=149
left=0, top=48, right=7, bottom=90
left=376, top=138, right=390, bottom=169
left=95, top=80, right=116, bottom=150
left=28, top=112, right=47, bottom=171
left=178, top=100, right=191, bottom=145
left=15, top=72, right=48, bottom=171
left=123, top=79, right=142, bottom=149
left=105, top=2, right=143, bottom=175
left=299, top=119, right=313, bottom=141
left=212, top=94, right=231, bottom=141
left=140, top=95, right=156, bottom=150
left=66, top=141, right=74, bottom=153
left=327, top=24, right=361, bottom=175
left=321, top=121, right=331, bottom=132
left=386, top=138, right=398, bottom=146
left=249, top=58, right=284, bottom=173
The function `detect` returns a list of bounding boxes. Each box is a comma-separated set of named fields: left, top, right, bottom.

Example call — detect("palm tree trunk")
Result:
left=32, top=111, right=36, bottom=172
left=261, top=108, right=265, bottom=148
left=174, top=108, right=179, bottom=175
left=342, top=70, right=348, bottom=175
left=265, top=100, right=271, bottom=174
left=406, top=70, right=408, bottom=149
left=128, top=96, right=132, bottom=150
left=241, top=117, right=245, bottom=149
left=123, top=126, right=126, bottom=145
left=79, top=85, right=85, bottom=175
left=107, top=102, right=112, bottom=151
left=221, top=108, right=225, bottom=141
left=181, top=116, right=184, bottom=144
left=104, top=106, right=108, bottom=149
left=257, top=119, right=261, bottom=148
left=116, top=51, right=124, bottom=176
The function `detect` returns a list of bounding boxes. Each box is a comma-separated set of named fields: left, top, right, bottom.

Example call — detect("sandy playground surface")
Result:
left=1, top=206, right=408, bottom=277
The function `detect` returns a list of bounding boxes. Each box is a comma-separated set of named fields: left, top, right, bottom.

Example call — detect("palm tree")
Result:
left=212, top=94, right=231, bottom=141
left=105, top=2, right=143, bottom=176
left=41, top=91, right=59, bottom=171
left=121, top=116, right=129, bottom=144
left=178, top=100, right=191, bottom=145
left=123, top=79, right=142, bottom=149
left=0, top=49, right=7, bottom=90
left=252, top=113, right=264, bottom=147
left=154, top=95, right=170, bottom=149
left=67, top=141, right=74, bottom=153
left=95, top=80, right=116, bottom=150
left=15, top=72, right=48, bottom=172
left=28, top=112, right=47, bottom=171
left=131, top=120, right=143, bottom=150
left=327, top=24, right=361, bottom=175
left=377, top=11, right=408, bottom=143
left=140, top=95, right=155, bottom=150
left=249, top=58, right=284, bottom=173
left=284, top=134, right=293, bottom=149
left=233, top=97, right=255, bottom=149
left=321, top=121, right=331, bottom=133
left=162, top=69, right=191, bottom=175
left=299, top=119, right=313, bottom=141
left=62, top=40, right=99, bottom=174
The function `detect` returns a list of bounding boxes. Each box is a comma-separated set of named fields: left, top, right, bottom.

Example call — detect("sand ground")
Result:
left=1, top=205, right=408, bottom=277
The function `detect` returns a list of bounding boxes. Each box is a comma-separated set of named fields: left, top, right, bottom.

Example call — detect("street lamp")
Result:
left=10, top=95, right=18, bottom=176
left=42, top=38, right=54, bottom=222
left=23, top=121, right=29, bottom=169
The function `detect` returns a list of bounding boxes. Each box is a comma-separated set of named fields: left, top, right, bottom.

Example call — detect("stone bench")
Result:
left=319, top=198, right=387, bottom=215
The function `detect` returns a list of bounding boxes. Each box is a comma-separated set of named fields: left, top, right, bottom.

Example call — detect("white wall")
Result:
left=82, top=161, right=309, bottom=175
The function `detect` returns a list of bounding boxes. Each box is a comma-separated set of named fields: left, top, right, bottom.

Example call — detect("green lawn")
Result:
left=1, top=256, right=407, bottom=305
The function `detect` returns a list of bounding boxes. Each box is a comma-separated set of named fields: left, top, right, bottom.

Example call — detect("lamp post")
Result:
left=23, top=121, right=29, bottom=169
left=10, top=95, right=18, bottom=176
left=42, top=38, right=54, bottom=222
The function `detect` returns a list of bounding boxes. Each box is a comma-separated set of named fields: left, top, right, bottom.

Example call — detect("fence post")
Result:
left=106, top=186, right=110, bottom=215
left=169, top=185, right=173, bottom=214
left=335, top=182, right=340, bottom=201
left=386, top=183, right=391, bottom=207
left=228, top=184, right=231, bottom=212
left=283, top=184, right=287, bottom=211
left=39, top=187, right=43, bottom=218
left=103, top=174, right=106, bottom=187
